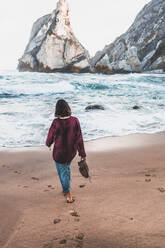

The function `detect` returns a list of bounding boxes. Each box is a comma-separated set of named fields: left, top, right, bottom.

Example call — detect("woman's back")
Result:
left=46, top=116, right=86, bottom=163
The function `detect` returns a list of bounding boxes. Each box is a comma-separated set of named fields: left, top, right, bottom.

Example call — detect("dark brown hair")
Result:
left=55, top=99, right=71, bottom=117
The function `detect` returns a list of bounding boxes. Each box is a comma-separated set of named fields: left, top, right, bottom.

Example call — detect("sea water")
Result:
left=0, top=70, right=165, bottom=147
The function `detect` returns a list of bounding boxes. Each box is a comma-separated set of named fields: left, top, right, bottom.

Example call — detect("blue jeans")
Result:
left=55, top=161, right=71, bottom=194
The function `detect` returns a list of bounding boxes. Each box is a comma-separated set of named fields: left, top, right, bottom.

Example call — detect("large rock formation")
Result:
left=18, top=0, right=90, bottom=73
left=92, top=0, right=165, bottom=74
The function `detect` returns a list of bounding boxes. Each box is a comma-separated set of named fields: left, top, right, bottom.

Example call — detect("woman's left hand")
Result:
left=81, top=157, right=86, bottom=161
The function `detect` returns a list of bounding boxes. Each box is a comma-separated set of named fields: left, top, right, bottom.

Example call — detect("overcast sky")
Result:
left=0, top=0, right=150, bottom=70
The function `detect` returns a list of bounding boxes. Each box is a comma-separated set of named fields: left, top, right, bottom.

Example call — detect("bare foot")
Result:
left=66, top=192, right=75, bottom=203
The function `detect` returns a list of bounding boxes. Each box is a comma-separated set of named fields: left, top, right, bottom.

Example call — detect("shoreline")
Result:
left=0, top=130, right=165, bottom=152
left=0, top=131, right=165, bottom=248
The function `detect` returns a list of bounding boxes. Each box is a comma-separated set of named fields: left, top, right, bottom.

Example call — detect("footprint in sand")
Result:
left=59, top=239, right=67, bottom=244
left=79, top=184, right=86, bottom=188
left=152, top=174, right=157, bottom=177
left=145, top=173, right=151, bottom=177
left=43, top=243, right=53, bottom=248
left=14, top=170, right=21, bottom=174
left=47, top=185, right=55, bottom=189
left=76, top=233, right=84, bottom=241
left=145, top=178, right=151, bottom=182
left=75, top=234, right=84, bottom=248
left=145, top=171, right=157, bottom=179
left=2, top=164, right=11, bottom=169
left=17, top=185, right=29, bottom=188
left=31, top=177, right=39, bottom=181
left=75, top=239, right=84, bottom=248
left=74, top=218, right=80, bottom=222
left=53, top=218, right=61, bottom=224
left=70, top=210, right=79, bottom=217
left=158, top=187, right=165, bottom=193
left=76, top=244, right=83, bottom=248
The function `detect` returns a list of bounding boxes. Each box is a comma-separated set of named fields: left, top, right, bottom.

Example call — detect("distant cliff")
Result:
left=18, top=0, right=90, bottom=73
left=92, top=0, right=165, bottom=74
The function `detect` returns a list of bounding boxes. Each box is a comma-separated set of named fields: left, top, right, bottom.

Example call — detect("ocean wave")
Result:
left=1, top=112, right=16, bottom=116
left=0, top=93, right=27, bottom=99
left=71, top=81, right=110, bottom=90
left=0, top=91, right=72, bottom=99
left=0, top=70, right=165, bottom=147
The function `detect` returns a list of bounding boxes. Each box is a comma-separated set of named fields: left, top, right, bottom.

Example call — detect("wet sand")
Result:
left=0, top=132, right=165, bottom=248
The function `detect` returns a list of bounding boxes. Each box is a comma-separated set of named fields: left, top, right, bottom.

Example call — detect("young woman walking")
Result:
left=46, top=99, right=86, bottom=203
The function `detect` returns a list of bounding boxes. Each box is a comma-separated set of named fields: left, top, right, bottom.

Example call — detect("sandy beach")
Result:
left=0, top=132, right=165, bottom=248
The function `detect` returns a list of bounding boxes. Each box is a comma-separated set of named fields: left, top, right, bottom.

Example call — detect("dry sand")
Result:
left=0, top=132, right=165, bottom=248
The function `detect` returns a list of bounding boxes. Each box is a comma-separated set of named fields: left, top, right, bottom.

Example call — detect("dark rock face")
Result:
left=91, top=0, right=165, bottom=74
left=85, top=105, right=105, bottom=110
left=18, top=0, right=90, bottom=73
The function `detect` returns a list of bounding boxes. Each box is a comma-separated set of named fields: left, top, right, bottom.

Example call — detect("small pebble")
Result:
left=53, top=218, right=61, bottom=224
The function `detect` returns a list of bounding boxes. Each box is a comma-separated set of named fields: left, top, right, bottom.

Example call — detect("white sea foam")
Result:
left=0, top=70, right=165, bottom=147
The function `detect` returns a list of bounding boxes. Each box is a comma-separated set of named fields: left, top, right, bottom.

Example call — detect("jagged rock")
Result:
left=92, top=0, right=165, bottom=74
left=95, top=54, right=113, bottom=74
left=85, top=105, right=105, bottom=110
left=18, top=0, right=90, bottom=73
